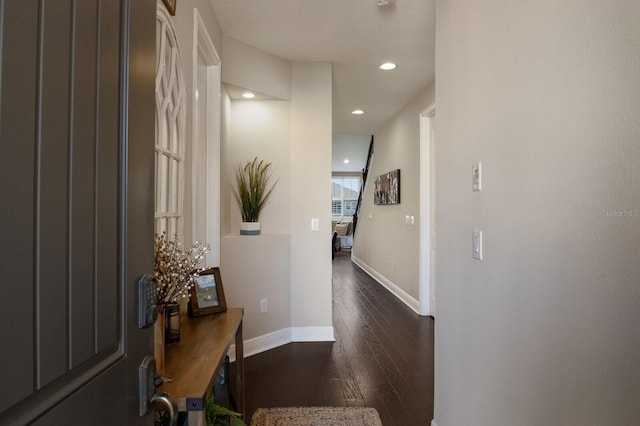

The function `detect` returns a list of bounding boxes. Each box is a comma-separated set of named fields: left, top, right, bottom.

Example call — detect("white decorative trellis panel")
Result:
left=155, top=6, right=186, bottom=237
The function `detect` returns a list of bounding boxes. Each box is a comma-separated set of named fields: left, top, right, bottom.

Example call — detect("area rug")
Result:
left=250, top=406, right=383, bottom=426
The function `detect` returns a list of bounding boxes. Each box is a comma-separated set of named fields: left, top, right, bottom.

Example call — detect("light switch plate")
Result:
left=472, top=162, right=482, bottom=191
left=473, top=231, right=483, bottom=260
left=311, top=218, right=319, bottom=231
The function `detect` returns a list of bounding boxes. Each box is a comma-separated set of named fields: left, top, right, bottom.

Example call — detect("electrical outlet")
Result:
left=260, top=298, right=268, bottom=313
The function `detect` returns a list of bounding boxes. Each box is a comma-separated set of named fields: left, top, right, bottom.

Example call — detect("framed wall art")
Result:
left=373, top=169, right=401, bottom=205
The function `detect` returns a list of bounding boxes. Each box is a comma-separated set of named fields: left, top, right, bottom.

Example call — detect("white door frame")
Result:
left=419, top=104, right=436, bottom=316
left=192, top=8, right=221, bottom=266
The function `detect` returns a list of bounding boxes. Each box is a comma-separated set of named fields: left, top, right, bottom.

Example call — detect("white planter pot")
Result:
left=240, top=221, right=261, bottom=235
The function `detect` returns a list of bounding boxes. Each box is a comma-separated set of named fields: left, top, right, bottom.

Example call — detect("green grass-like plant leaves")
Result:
left=205, top=393, right=245, bottom=426
left=233, top=157, right=279, bottom=222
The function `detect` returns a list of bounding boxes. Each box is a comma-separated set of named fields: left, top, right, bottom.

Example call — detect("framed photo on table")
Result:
left=189, top=267, right=227, bottom=316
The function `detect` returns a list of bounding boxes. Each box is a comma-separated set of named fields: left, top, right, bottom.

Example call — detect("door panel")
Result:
left=0, top=0, right=156, bottom=423
left=69, top=0, right=100, bottom=368
left=39, top=0, right=78, bottom=388
left=30, top=359, right=127, bottom=426
left=1, top=0, right=39, bottom=412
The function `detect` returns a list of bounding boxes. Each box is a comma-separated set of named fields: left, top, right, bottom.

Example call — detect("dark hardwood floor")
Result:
left=237, top=250, right=434, bottom=425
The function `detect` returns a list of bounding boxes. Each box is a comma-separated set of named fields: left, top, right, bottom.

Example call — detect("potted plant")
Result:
left=155, top=393, right=245, bottom=426
left=232, top=157, right=279, bottom=235
left=153, top=232, right=210, bottom=374
left=204, top=393, right=245, bottom=426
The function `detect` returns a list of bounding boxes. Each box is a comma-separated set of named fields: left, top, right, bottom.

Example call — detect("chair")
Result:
left=331, top=231, right=338, bottom=260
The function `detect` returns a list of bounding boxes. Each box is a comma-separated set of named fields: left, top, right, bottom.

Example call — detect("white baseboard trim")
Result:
left=292, top=326, right=335, bottom=342
left=227, top=326, right=335, bottom=362
left=351, top=255, right=421, bottom=315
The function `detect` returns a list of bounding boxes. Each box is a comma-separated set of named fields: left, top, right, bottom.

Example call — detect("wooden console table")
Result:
left=162, top=308, right=244, bottom=426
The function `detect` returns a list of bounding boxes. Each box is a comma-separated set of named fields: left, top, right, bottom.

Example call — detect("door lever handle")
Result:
left=150, top=392, right=178, bottom=426
left=139, top=356, right=178, bottom=424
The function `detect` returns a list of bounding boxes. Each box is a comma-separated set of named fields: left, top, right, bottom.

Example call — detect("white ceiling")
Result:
left=332, top=134, right=371, bottom=173
left=211, top=0, right=435, bottom=136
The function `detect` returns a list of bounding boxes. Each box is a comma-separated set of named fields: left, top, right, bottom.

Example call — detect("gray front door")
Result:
left=0, top=0, right=156, bottom=424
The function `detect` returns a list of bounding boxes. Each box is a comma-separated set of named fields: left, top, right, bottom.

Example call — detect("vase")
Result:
left=240, top=221, right=261, bottom=235
left=164, top=302, right=180, bottom=344
left=154, top=311, right=165, bottom=376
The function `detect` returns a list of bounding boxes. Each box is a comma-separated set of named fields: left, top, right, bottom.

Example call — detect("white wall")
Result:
left=219, top=37, right=293, bottom=238
left=221, top=234, right=291, bottom=348
left=290, top=62, right=334, bottom=333
left=353, top=85, right=435, bottom=306
left=222, top=37, right=292, bottom=101
left=223, top=100, right=291, bottom=236
left=434, top=1, right=640, bottom=425
left=220, top=42, right=334, bottom=345
left=220, top=97, right=292, bottom=345
left=332, top=134, right=370, bottom=173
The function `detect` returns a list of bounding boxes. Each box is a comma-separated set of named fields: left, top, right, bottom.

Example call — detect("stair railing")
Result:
left=352, top=135, right=374, bottom=236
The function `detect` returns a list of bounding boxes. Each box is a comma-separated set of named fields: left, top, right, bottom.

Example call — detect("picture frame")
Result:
left=188, top=267, right=227, bottom=316
left=373, top=169, right=401, bottom=205
left=162, top=0, right=177, bottom=16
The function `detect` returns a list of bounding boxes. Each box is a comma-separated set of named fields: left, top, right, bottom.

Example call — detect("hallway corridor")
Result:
left=241, top=250, right=434, bottom=425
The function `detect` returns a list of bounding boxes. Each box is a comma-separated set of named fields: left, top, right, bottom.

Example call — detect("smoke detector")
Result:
left=377, top=0, right=395, bottom=6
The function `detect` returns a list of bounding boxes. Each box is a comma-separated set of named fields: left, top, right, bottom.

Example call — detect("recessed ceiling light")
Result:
left=351, top=109, right=364, bottom=115
left=242, top=92, right=255, bottom=99
left=379, top=62, right=397, bottom=71
left=344, top=159, right=350, bottom=164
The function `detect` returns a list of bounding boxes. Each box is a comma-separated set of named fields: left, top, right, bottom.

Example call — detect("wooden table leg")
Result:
left=235, top=317, right=245, bottom=420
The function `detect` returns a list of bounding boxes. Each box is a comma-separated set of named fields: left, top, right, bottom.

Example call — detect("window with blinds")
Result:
left=331, top=177, right=360, bottom=219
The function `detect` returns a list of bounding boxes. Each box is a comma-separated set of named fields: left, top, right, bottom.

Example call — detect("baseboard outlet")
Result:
left=227, top=326, right=335, bottom=362
left=351, top=255, right=421, bottom=314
